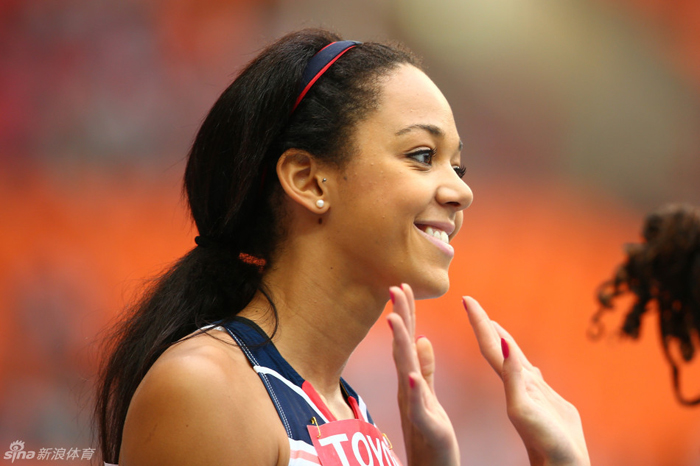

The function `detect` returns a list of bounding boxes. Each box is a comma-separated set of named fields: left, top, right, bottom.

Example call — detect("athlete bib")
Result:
left=309, top=419, right=401, bottom=466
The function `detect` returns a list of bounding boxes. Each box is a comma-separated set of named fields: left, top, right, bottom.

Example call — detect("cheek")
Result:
left=339, top=168, right=400, bottom=214
left=335, top=161, right=431, bottom=237
left=333, top=187, right=413, bottom=254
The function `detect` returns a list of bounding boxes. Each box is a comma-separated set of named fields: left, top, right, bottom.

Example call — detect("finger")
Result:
left=416, top=335, right=436, bottom=394
left=390, top=286, right=412, bottom=340
left=401, top=283, right=416, bottom=339
left=492, top=321, right=535, bottom=371
left=404, top=372, right=430, bottom=424
left=463, top=296, right=504, bottom=374
left=388, top=313, right=421, bottom=385
left=493, top=323, right=564, bottom=402
left=500, top=338, right=527, bottom=412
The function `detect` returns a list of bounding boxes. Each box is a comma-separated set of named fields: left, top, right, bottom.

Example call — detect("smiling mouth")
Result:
left=415, top=225, right=450, bottom=245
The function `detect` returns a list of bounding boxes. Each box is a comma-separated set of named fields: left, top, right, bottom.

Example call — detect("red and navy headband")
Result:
left=292, top=40, right=361, bottom=112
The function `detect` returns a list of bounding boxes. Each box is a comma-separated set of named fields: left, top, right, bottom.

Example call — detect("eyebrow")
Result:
left=395, top=124, right=463, bottom=152
left=395, top=124, right=443, bottom=137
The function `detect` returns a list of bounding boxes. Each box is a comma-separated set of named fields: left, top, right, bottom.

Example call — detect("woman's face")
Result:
left=327, top=64, right=473, bottom=299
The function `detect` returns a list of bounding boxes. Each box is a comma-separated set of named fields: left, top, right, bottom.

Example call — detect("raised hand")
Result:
left=387, top=284, right=460, bottom=466
left=463, top=296, right=590, bottom=466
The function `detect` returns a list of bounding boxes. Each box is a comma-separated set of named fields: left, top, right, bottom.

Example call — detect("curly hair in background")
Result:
left=592, top=204, right=700, bottom=406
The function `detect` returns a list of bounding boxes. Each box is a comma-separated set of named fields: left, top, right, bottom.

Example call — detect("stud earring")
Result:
left=316, top=199, right=325, bottom=208
left=322, top=178, right=327, bottom=183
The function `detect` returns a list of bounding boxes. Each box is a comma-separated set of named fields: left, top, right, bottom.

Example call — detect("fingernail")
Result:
left=408, top=375, right=415, bottom=389
left=387, top=318, right=393, bottom=331
left=416, top=335, right=426, bottom=340
left=461, top=297, right=468, bottom=313
left=389, top=289, right=395, bottom=304
left=501, top=338, right=509, bottom=359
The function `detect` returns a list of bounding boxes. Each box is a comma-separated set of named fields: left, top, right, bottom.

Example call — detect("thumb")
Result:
left=416, top=335, right=436, bottom=393
left=501, top=338, right=525, bottom=408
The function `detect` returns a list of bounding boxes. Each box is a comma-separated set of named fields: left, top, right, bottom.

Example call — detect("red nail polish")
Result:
left=387, top=318, right=393, bottom=330
left=389, top=289, right=395, bottom=304
left=501, top=338, right=509, bottom=359
left=416, top=335, right=426, bottom=340
left=408, top=375, right=415, bottom=389
left=462, top=297, right=468, bottom=312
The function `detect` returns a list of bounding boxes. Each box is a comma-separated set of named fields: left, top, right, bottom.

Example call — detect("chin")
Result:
left=409, top=273, right=450, bottom=300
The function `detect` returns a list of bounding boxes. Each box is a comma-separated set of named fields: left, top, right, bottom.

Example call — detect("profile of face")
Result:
left=325, top=64, right=473, bottom=299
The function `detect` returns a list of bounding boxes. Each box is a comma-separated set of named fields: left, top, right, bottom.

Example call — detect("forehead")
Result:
left=368, top=64, right=456, bottom=134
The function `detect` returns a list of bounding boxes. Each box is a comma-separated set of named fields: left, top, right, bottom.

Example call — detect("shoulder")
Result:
left=119, top=329, right=288, bottom=466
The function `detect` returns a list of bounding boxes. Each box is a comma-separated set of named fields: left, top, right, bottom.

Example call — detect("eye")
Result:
left=454, top=164, right=467, bottom=179
left=407, top=148, right=435, bottom=165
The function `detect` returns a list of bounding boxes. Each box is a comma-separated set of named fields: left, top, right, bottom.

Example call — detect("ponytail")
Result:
left=95, top=246, right=262, bottom=462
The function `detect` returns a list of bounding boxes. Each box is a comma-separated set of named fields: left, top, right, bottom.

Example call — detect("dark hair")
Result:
left=592, top=203, right=700, bottom=405
left=94, top=29, right=419, bottom=463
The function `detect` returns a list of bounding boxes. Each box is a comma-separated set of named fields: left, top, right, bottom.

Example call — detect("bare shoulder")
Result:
left=119, top=328, right=288, bottom=466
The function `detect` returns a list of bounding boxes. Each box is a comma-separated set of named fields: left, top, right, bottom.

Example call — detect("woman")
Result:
left=96, top=29, right=589, bottom=466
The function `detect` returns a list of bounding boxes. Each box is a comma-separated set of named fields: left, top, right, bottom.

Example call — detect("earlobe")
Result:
left=276, top=149, right=329, bottom=214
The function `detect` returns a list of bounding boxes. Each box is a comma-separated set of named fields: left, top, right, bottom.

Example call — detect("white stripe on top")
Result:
left=253, top=365, right=330, bottom=423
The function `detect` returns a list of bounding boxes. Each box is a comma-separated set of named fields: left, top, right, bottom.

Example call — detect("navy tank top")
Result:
left=106, top=318, right=399, bottom=466
left=219, top=317, right=400, bottom=466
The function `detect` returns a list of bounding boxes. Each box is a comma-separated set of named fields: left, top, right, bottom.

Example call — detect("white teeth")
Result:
left=423, top=226, right=450, bottom=244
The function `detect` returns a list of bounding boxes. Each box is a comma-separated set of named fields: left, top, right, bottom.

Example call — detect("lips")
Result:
left=414, top=222, right=455, bottom=257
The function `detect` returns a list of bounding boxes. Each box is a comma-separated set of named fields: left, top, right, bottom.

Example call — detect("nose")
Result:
left=436, top=170, right=473, bottom=212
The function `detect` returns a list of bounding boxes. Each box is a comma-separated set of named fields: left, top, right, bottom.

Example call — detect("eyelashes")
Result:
left=454, top=165, right=467, bottom=179
left=407, top=148, right=434, bottom=165
left=406, top=148, right=467, bottom=179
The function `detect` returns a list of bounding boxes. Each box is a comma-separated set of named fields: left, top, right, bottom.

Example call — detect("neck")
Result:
left=239, top=238, right=388, bottom=408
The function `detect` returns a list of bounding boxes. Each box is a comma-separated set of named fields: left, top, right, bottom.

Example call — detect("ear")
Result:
left=276, top=149, right=329, bottom=214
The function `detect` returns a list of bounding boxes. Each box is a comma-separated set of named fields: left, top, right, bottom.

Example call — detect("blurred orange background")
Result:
left=1, top=1, right=700, bottom=465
